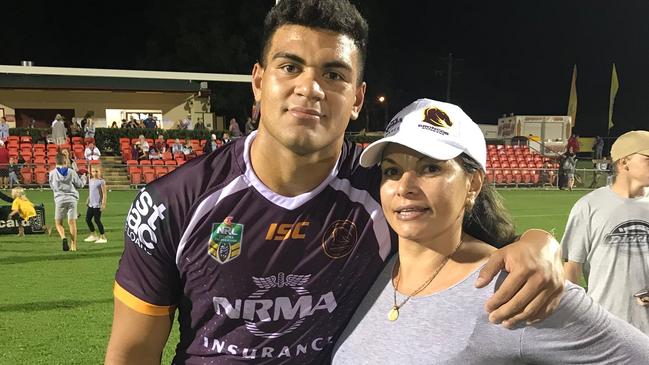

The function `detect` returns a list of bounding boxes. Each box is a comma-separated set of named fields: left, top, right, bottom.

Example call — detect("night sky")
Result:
left=1, top=0, right=647, bottom=137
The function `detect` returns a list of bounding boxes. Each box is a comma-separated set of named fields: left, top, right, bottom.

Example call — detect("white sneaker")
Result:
left=84, top=235, right=98, bottom=242
left=95, top=237, right=108, bottom=243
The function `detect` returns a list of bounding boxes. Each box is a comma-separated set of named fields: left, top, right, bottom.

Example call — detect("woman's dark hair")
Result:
left=457, top=153, right=517, bottom=248
left=259, top=0, right=369, bottom=82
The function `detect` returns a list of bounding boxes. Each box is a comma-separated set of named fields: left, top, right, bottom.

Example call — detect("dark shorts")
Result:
left=0, top=168, right=8, bottom=178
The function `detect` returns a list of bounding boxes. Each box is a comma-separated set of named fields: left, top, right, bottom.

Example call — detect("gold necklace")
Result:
left=388, top=239, right=464, bottom=321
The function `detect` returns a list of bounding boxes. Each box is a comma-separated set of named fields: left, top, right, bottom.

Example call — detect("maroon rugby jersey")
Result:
left=114, top=132, right=397, bottom=364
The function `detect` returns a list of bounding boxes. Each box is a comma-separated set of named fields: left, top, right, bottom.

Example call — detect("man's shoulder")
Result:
left=143, top=139, right=245, bottom=203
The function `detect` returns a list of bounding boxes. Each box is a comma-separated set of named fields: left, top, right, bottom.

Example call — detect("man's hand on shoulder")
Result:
left=476, top=229, right=564, bottom=328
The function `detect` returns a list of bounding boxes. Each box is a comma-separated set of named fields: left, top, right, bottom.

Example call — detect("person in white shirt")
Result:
left=84, top=142, right=101, bottom=161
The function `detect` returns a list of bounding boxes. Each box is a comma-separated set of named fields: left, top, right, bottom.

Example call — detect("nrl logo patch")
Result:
left=208, top=216, right=244, bottom=264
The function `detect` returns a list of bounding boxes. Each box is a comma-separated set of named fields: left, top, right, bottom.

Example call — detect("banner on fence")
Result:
left=0, top=204, right=47, bottom=234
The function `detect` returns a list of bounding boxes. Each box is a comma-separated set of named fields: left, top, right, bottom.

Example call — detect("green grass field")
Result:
left=0, top=188, right=589, bottom=364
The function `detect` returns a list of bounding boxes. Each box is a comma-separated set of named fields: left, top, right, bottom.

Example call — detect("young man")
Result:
left=563, top=130, right=649, bottom=334
left=105, top=1, right=564, bottom=363
left=49, top=153, right=86, bottom=251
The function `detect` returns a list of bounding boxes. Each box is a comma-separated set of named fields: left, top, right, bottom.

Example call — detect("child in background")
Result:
left=50, top=153, right=86, bottom=251
left=9, top=187, right=50, bottom=236
left=84, top=167, right=107, bottom=243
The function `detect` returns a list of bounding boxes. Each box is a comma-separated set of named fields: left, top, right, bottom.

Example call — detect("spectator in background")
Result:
left=538, top=160, right=555, bottom=188
left=137, top=135, right=150, bottom=153
left=559, top=149, right=577, bottom=190
left=84, top=118, right=96, bottom=139
left=154, top=135, right=167, bottom=153
left=69, top=120, right=82, bottom=138
left=593, top=136, right=605, bottom=160
left=0, top=117, right=9, bottom=142
left=203, top=134, right=219, bottom=154
left=0, top=141, right=8, bottom=188
left=194, top=118, right=205, bottom=130
left=567, top=133, right=580, bottom=154
left=221, top=132, right=231, bottom=144
left=126, top=117, right=138, bottom=129
left=181, top=141, right=194, bottom=158
left=244, top=117, right=256, bottom=135
left=120, top=119, right=128, bottom=128
left=133, top=143, right=147, bottom=161
left=144, top=114, right=156, bottom=129
left=52, top=114, right=67, bottom=145
left=111, top=121, right=119, bottom=129
left=171, top=138, right=183, bottom=154
left=148, top=147, right=162, bottom=160
left=181, top=115, right=192, bottom=130
left=84, top=142, right=101, bottom=161
left=228, top=118, right=242, bottom=137
left=8, top=156, right=20, bottom=188
left=563, top=130, right=649, bottom=334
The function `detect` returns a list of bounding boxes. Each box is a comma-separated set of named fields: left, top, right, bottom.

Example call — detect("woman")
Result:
left=332, top=99, right=649, bottom=364
left=51, top=114, right=67, bottom=145
left=84, top=118, right=96, bottom=139
left=137, top=135, right=149, bottom=153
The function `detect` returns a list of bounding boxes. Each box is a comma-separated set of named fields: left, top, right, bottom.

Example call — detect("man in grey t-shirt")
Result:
left=562, top=130, right=649, bottom=334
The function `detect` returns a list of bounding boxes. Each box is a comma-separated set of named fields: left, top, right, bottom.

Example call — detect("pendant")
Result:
left=388, top=306, right=399, bottom=321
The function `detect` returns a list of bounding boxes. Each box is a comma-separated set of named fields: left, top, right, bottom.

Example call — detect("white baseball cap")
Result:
left=359, top=98, right=487, bottom=171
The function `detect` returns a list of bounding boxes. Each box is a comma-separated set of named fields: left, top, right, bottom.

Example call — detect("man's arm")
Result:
left=476, top=229, right=564, bottom=328
left=563, top=261, right=583, bottom=284
left=104, top=299, right=173, bottom=365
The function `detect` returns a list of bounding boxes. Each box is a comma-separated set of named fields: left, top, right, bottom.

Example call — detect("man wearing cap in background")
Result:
left=563, top=130, right=649, bottom=334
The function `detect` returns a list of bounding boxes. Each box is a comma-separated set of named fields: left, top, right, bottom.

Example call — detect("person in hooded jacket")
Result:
left=49, top=153, right=86, bottom=251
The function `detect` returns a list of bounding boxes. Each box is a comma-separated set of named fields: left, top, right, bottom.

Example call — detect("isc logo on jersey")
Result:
left=213, top=272, right=337, bottom=339
left=126, top=190, right=167, bottom=255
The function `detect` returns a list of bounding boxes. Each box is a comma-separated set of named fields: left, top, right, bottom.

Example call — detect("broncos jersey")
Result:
left=114, top=132, right=397, bottom=364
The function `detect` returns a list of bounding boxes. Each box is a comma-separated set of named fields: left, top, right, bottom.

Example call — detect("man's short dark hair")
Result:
left=259, top=0, right=369, bottom=82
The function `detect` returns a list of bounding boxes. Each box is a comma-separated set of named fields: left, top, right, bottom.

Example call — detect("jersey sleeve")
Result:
left=560, top=198, right=592, bottom=263
left=114, top=186, right=182, bottom=316
left=520, top=283, right=649, bottom=363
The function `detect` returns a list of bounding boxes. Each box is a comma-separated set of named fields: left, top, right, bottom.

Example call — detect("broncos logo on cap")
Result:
left=422, top=107, right=453, bottom=128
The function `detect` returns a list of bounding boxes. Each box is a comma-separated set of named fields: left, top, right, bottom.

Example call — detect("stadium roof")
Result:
left=0, top=65, right=251, bottom=92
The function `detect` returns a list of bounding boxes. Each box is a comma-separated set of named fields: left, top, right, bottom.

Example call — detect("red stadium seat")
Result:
left=144, top=172, right=156, bottom=184
left=21, top=168, right=33, bottom=184
left=154, top=166, right=167, bottom=178
left=34, top=166, right=48, bottom=186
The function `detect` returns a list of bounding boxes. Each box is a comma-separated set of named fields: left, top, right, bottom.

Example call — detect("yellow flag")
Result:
left=567, top=65, right=578, bottom=127
left=608, top=63, right=619, bottom=132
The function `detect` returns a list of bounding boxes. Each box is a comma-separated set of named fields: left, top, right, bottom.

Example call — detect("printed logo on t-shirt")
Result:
left=321, top=220, right=358, bottom=259
left=208, top=216, right=244, bottom=264
left=604, top=220, right=649, bottom=253
left=125, top=190, right=167, bottom=255
left=212, top=272, right=337, bottom=338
